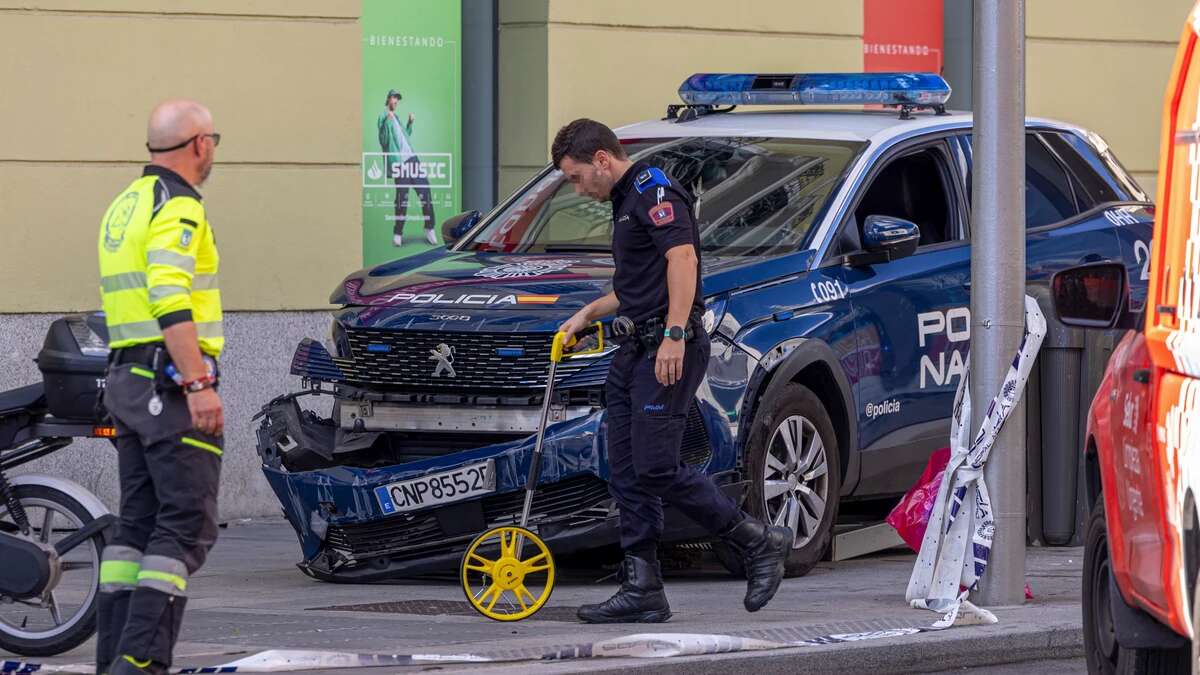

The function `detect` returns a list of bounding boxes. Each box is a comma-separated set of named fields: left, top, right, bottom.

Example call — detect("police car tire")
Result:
left=0, top=483, right=108, bottom=657
left=726, top=382, right=840, bottom=579
left=1082, top=499, right=1190, bottom=675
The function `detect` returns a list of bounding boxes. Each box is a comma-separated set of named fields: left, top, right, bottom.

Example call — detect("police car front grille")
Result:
left=334, top=328, right=601, bottom=391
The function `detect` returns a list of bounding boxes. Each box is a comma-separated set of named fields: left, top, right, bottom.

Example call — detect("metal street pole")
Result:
left=971, top=0, right=1027, bottom=606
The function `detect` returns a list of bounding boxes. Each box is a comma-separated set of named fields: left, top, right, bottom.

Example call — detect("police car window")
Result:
left=956, top=133, right=1086, bottom=229
left=851, top=145, right=957, bottom=248
left=461, top=137, right=863, bottom=256
left=1042, top=131, right=1143, bottom=204
left=1026, top=134, right=1079, bottom=228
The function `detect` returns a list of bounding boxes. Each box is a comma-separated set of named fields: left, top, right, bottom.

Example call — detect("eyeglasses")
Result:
left=146, top=132, right=221, bottom=154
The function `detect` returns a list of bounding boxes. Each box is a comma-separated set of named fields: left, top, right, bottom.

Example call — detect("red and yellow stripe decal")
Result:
left=516, top=295, right=558, bottom=304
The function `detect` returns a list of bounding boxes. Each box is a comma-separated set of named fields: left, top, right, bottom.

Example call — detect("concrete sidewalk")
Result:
left=9, top=519, right=1085, bottom=674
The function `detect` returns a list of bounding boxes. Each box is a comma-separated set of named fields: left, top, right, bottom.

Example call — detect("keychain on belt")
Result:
left=147, top=347, right=164, bottom=417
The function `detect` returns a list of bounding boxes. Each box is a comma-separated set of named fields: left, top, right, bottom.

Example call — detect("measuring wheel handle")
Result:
left=460, top=525, right=555, bottom=621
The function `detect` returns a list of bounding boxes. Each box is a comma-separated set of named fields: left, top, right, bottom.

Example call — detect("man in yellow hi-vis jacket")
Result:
left=95, top=99, right=224, bottom=675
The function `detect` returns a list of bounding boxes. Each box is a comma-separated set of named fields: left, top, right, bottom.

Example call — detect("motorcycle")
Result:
left=0, top=313, right=116, bottom=656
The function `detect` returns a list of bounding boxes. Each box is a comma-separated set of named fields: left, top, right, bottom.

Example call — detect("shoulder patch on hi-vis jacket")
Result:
left=179, top=228, right=193, bottom=248
left=634, top=167, right=670, bottom=194
left=648, top=202, right=675, bottom=226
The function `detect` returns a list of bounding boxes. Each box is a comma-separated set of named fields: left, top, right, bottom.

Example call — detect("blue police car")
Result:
left=255, top=73, right=1153, bottom=581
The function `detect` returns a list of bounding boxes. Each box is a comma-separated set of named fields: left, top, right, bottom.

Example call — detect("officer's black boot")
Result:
left=108, top=586, right=187, bottom=675
left=95, top=589, right=133, bottom=675
left=577, top=554, right=671, bottom=623
left=721, top=514, right=794, bottom=612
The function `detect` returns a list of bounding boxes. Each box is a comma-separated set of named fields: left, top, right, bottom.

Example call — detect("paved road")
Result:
left=3, top=518, right=1087, bottom=674
left=930, top=659, right=1086, bottom=674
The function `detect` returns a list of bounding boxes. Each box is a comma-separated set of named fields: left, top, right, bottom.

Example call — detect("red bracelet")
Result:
left=182, top=376, right=217, bottom=394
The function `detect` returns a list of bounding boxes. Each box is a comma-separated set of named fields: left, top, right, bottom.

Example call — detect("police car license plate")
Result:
left=374, top=460, right=496, bottom=515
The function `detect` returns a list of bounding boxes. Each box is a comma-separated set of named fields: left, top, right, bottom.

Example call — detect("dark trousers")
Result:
left=97, top=352, right=222, bottom=669
left=112, top=426, right=221, bottom=572
left=604, top=334, right=739, bottom=554
left=393, top=157, right=435, bottom=234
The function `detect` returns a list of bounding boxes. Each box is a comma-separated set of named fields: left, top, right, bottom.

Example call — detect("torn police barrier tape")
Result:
left=905, top=294, right=1047, bottom=629
left=0, top=627, right=927, bottom=673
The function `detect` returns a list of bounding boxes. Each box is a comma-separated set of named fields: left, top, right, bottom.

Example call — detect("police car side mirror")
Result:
left=841, top=215, right=920, bottom=267
left=863, top=215, right=919, bottom=257
left=1050, top=262, right=1133, bottom=329
left=441, top=210, right=482, bottom=248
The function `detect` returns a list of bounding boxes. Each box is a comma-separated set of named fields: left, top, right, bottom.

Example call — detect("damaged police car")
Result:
left=255, top=73, right=1152, bottom=581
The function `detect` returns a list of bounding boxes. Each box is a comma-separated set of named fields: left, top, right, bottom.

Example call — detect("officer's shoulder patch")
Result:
left=648, top=202, right=675, bottom=226
left=634, top=167, right=670, bottom=194
left=179, top=228, right=193, bottom=249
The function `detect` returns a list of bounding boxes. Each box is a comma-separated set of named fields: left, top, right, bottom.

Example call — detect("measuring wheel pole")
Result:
left=519, top=354, right=560, bottom=558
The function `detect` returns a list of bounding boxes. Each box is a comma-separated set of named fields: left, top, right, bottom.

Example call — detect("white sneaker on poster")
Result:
left=425, top=229, right=439, bottom=246
left=392, top=233, right=403, bottom=247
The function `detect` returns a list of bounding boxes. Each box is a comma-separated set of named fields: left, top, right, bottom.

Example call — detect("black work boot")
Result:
left=721, top=514, right=794, bottom=612
left=577, top=554, right=672, bottom=623
left=106, top=655, right=167, bottom=675
left=95, top=590, right=133, bottom=675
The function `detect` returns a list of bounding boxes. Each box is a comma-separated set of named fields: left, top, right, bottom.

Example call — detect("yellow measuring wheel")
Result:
left=461, top=324, right=605, bottom=621
left=461, top=526, right=555, bottom=621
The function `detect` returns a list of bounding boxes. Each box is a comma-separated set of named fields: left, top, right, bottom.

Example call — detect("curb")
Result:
left=527, top=621, right=1084, bottom=674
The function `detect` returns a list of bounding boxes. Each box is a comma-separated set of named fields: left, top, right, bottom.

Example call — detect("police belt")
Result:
left=611, top=312, right=702, bottom=352
left=109, top=343, right=220, bottom=380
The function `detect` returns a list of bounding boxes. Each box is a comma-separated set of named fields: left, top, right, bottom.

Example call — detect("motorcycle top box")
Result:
left=35, top=313, right=109, bottom=421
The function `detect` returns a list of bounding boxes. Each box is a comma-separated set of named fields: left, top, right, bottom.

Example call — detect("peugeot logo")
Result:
left=429, top=343, right=456, bottom=378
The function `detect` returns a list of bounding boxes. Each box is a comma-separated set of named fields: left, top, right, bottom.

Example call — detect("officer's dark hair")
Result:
left=551, top=118, right=627, bottom=169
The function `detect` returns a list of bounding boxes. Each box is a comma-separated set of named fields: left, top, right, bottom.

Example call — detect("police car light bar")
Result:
left=677, top=72, right=951, bottom=108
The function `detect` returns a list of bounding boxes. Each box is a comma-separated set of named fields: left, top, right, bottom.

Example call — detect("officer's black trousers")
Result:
left=605, top=334, right=740, bottom=554
left=97, top=359, right=221, bottom=670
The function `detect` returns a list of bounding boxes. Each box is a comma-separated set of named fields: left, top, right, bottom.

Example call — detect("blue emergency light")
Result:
left=677, top=72, right=951, bottom=108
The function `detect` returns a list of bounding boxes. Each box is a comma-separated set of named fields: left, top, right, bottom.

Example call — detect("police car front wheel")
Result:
left=716, top=383, right=840, bottom=579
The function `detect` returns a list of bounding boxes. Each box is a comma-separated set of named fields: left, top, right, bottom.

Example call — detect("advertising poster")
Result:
left=362, top=0, right=461, bottom=266
left=862, top=0, right=944, bottom=73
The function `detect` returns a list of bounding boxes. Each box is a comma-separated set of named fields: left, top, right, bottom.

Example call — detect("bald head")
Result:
left=146, top=98, right=217, bottom=187
left=147, top=99, right=211, bottom=151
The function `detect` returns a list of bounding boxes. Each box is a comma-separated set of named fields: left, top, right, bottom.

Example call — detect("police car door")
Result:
left=827, top=137, right=971, bottom=495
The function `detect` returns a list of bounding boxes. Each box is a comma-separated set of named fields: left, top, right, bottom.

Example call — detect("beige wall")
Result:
left=501, top=0, right=1192, bottom=201
left=499, top=0, right=863, bottom=196
left=1027, top=0, right=1192, bottom=199
left=0, top=1, right=361, bottom=312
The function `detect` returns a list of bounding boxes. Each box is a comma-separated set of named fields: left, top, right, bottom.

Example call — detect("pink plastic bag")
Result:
left=886, top=447, right=951, bottom=552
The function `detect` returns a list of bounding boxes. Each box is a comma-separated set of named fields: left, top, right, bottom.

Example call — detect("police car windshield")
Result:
left=460, top=137, right=864, bottom=257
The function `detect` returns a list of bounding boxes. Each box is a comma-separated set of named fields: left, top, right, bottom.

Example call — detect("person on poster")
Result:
left=377, top=88, right=437, bottom=247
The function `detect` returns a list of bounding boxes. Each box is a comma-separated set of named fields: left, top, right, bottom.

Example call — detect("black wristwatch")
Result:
left=664, top=325, right=686, bottom=342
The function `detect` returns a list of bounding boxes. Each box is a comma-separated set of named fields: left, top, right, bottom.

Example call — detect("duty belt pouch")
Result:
left=104, top=354, right=191, bottom=446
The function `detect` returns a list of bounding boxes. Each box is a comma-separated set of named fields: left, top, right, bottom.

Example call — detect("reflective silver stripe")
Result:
left=148, top=285, right=189, bottom=302
left=137, top=554, right=188, bottom=596
left=108, top=320, right=162, bottom=342
left=99, top=545, right=143, bottom=592
left=146, top=249, right=196, bottom=274
left=193, top=274, right=218, bottom=291
left=100, top=271, right=147, bottom=293
left=196, top=321, right=224, bottom=339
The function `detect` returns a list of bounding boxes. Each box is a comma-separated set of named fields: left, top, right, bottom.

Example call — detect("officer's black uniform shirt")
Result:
left=609, top=162, right=705, bottom=324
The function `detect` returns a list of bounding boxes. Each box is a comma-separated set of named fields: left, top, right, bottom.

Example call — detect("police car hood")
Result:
left=330, top=248, right=768, bottom=313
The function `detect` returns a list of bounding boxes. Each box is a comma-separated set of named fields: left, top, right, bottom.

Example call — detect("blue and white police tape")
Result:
left=905, top=294, right=1047, bottom=629
left=1, top=626, right=930, bottom=673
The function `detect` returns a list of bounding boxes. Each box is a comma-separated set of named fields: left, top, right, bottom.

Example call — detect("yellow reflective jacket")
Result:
left=97, top=166, right=223, bottom=358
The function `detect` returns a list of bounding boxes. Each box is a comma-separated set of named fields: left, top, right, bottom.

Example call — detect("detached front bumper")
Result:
left=258, top=398, right=622, bottom=581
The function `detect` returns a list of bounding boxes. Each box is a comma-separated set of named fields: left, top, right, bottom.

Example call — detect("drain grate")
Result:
left=310, top=599, right=582, bottom=623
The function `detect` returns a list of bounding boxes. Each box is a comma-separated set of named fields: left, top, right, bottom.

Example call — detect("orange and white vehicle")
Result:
left=1055, top=3, right=1200, bottom=672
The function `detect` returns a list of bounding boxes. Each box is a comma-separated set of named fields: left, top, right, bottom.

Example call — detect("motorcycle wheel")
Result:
left=0, top=483, right=108, bottom=656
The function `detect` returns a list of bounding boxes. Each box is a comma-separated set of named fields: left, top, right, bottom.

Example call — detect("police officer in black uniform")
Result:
left=555, top=119, right=793, bottom=623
